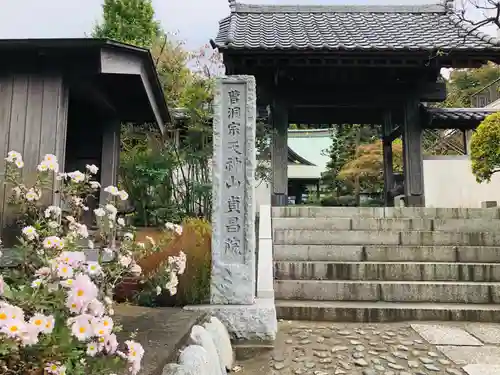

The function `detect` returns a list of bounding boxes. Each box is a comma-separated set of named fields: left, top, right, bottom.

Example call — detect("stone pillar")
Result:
left=211, top=76, right=256, bottom=305
left=271, top=96, right=288, bottom=206
left=382, top=111, right=394, bottom=207
left=402, top=98, right=425, bottom=207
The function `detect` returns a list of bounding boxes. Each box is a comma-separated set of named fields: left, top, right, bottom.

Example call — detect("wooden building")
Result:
left=0, top=38, right=170, bottom=240
left=212, top=0, right=500, bottom=206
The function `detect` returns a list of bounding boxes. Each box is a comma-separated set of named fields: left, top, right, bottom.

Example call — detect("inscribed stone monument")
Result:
left=211, top=75, right=256, bottom=305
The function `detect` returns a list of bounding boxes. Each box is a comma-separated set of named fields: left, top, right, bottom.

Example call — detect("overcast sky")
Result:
left=0, top=0, right=495, bottom=51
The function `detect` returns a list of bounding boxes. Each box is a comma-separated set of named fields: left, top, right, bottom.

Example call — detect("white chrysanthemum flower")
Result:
left=5, top=150, right=22, bottom=163
left=85, top=164, right=99, bottom=174
left=165, top=272, right=179, bottom=296
left=130, top=264, right=142, bottom=276
left=29, top=313, right=48, bottom=333
left=86, top=341, right=99, bottom=357
left=57, top=263, right=74, bottom=279
left=1, top=318, right=25, bottom=338
left=117, top=217, right=125, bottom=226
left=118, top=255, right=132, bottom=267
left=94, top=208, right=106, bottom=217
left=22, top=226, right=38, bottom=240
left=90, top=181, right=101, bottom=189
left=67, top=171, right=85, bottom=183
left=69, top=314, right=93, bottom=341
left=45, top=205, right=62, bottom=218
left=25, top=188, right=40, bottom=201
left=31, top=279, right=43, bottom=288
left=118, top=190, right=129, bottom=201
left=86, top=261, right=102, bottom=276
left=105, top=204, right=117, bottom=218
left=104, top=185, right=119, bottom=195
left=165, top=222, right=183, bottom=236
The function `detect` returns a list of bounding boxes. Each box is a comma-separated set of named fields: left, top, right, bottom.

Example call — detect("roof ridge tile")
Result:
left=232, top=3, right=447, bottom=14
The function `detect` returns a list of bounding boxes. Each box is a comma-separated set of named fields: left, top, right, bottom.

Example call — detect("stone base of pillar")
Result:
left=184, top=298, right=277, bottom=342
left=272, top=193, right=288, bottom=206
left=405, top=195, right=425, bottom=207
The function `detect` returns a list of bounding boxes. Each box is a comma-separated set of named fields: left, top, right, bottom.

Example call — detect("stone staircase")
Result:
left=272, top=206, right=500, bottom=322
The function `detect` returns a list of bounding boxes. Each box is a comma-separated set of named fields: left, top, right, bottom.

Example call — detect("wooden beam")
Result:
left=418, top=81, right=447, bottom=102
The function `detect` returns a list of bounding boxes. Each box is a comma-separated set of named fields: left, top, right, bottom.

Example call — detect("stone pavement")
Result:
left=237, top=321, right=500, bottom=375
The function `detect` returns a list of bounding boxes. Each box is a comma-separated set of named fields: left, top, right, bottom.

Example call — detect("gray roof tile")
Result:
left=425, top=107, right=498, bottom=121
left=214, top=2, right=500, bottom=51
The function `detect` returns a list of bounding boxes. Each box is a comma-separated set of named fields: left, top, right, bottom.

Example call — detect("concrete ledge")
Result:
left=184, top=298, right=277, bottom=342
left=274, top=229, right=401, bottom=245
left=274, top=261, right=500, bottom=282
left=274, top=244, right=364, bottom=262
left=114, top=305, right=208, bottom=375
left=272, top=206, right=500, bottom=219
left=273, top=217, right=500, bottom=233
left=274, top=244, right=500, bottom=263
left=274, top=280, right=500, bottom=303
left=275, top=230, right=500, bottom=246
left=275, top=300, right=500, bottom=323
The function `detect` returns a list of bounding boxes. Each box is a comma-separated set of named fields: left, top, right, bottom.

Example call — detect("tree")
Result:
left=456, top=0, right=500, bottom=33
left=321, top=124, right=380, bottom=197
left=338, top=139, right=403, bottom=194
left=439, top=63, right=500, bottom=108
left=470, top=112, right=500, bottom=182
left=92, top=0, right=160, bottom=48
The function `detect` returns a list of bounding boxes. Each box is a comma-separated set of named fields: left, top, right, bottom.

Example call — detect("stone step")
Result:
left=274, top=244, right=500, bottom=263
left=274, top=261, right=500, bottom=281
left=274, top=229, right=500, bottom=246
left=274, top=280, right=500, bottom=304
left=273, top=217, right=500, bottom=232
left=275, top=300, right=500, bottom=322
left=272, top=206, right=500, bottom=219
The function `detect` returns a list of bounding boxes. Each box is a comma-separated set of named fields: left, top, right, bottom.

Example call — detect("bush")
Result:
left=320, top=195, right=357, bottom=207
left=320, top=195, right=339, bottom=206
left=470, top=112, right=500, bottom=182
left=360, top=198, right=384, bottom=207
left=338, top=195, right=357, bottom=207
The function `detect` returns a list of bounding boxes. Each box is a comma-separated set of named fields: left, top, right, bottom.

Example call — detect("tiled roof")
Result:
left=214, top=2, right=500, bottom=51
left=425, top=107, right=498, bottom=122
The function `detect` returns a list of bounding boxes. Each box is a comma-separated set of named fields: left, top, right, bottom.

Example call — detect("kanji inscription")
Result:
left=220, top=83, right=246, bottom=262
left=211, top=76, right=256, bottom=305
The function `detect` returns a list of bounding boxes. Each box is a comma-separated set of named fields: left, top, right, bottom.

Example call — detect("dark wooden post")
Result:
left=271, top=96, right=288, bottom=206
left=402, top=98, right=425, bottom=207
left=99, top=119, right=121, bottom=206
left=382, top=111, right=394, bottom=207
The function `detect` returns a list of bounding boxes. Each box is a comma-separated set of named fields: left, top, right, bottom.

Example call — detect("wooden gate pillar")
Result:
left=402, top=98, right=425, bottom=207
left=382, top=111, right=394, bottom=207
left=271, top=96, right=288, bottom=206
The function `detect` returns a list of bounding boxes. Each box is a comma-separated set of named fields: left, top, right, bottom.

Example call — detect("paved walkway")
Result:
left=237, top=321, right=500, bottom=375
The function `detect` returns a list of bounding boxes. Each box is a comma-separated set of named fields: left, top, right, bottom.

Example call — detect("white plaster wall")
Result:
left=424, top=155, right=500, bottom=208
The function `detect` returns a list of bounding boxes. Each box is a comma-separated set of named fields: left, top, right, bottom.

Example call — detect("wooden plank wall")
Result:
left=0, top=74, right=69, bottom=236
